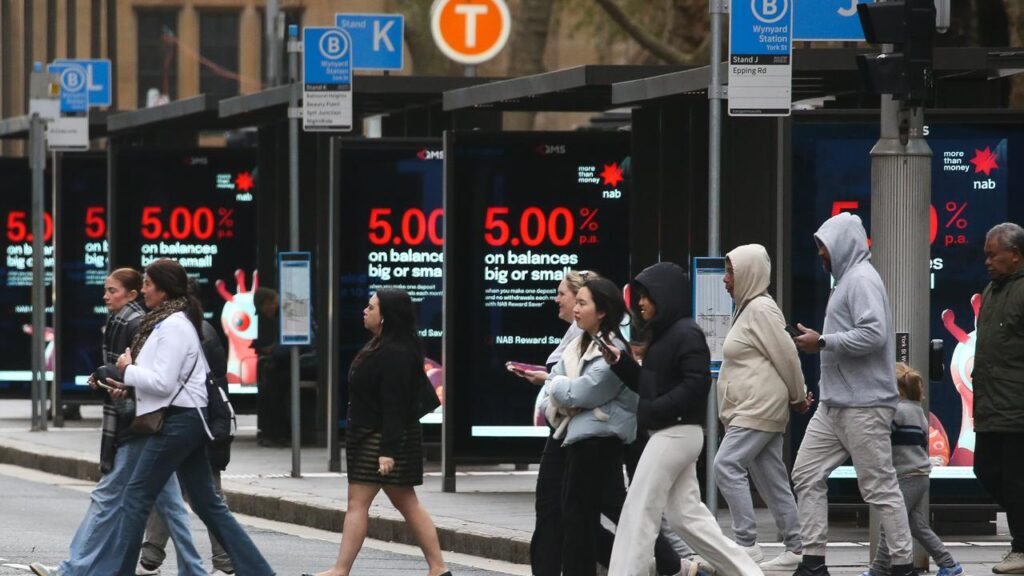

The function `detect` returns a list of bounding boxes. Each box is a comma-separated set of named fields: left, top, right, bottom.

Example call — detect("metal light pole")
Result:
left=868, top=96, right=932, bottom=566
left=288, top=24, right=302, bottom=478
left=266, top=0, right=282, bottom=87
left=705, top=0, right=726, bottom=514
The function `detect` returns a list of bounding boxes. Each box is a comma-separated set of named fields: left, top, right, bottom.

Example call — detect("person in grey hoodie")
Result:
left=540, top=277, right=639, bottom=576
left=791, top=212, right=916, bottom=576
left=716, top=244, right=810, bottom=572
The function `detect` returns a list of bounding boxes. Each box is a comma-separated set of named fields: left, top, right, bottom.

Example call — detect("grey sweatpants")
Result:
left=140, top=471, right=233, bottom=573
left=715, top=426, right=802, bottom=551
left=870, top=474, right=957, bottom=575
left=792, top=404, right=913, bottom=564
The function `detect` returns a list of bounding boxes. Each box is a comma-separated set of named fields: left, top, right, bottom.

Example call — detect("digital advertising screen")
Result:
left=335, top=139, right=445, bottom=427
left=791, top=120, right=1024, bottom=492
left=445, top=131, right=632, bottom=460
left=56, top=154, right=109, bottom=399
left=113, top=149, right=259, bottom=395
left=0, top=159, right=53, bottom=397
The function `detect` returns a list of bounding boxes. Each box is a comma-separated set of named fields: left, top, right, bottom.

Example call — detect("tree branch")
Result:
left=592, top=0, right=706, bottom=65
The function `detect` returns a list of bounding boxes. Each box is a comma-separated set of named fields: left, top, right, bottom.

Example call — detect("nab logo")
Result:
left=970, top=146, right=999, bottom=190
left=417, top=149, right=444, bottom=161
left=536, top=144, right=566, bottom=155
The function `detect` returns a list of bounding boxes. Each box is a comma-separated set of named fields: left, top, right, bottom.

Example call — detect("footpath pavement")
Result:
left=0, top=400, right=1012, bottom=575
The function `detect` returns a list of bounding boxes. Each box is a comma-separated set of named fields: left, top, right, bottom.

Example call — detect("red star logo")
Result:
left=235, top=171, right=254, bottom=192
left=969, top=147, right=999, bottom=176
left=600, top=162, right=623, bottom=187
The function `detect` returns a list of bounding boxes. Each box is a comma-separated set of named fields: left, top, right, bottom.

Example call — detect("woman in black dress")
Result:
left=307, top=288, right=450, bottom=576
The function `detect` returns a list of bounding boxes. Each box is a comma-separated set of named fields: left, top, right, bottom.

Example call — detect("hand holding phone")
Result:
left=785, top=324, right=802, bottom=338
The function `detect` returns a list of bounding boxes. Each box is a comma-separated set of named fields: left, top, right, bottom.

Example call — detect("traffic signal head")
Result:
left=856, top=0, right=936, bottom=105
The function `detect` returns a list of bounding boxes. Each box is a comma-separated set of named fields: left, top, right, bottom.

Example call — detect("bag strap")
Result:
left=166, top=351, right=200, bottom=408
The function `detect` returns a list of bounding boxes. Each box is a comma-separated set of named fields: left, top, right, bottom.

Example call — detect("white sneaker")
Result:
left=759, top=550, right=804, bottom=572
left=29, top=563, right=59, bottom=576
left=994, top=551, right=1024, bottom=574
left=135, top=563, right=160, bottom=576
left=740, top=543, right=765, bottom=563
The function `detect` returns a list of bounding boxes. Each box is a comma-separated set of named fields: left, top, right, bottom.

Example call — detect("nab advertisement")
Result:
left=336, top=140, right=445, bottom=427
left=791, top=121, right=1021, bottom=486
left=0, top=159, right=53, bottom=396
left=446, top=131, right=631, bottom=459
left=114, top=149, right=259, bottom=395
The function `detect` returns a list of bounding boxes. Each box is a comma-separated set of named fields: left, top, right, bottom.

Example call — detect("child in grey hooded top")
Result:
left=865, top=363, right=962, bottom=576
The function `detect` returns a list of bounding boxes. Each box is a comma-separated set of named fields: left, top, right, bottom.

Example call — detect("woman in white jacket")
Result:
left=106, top=259, right=274, bottom=576
left=716, top=244, right=812, bottom=571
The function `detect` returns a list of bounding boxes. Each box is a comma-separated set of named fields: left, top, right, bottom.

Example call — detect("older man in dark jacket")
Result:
left=974, top=222, right=1024, bottom=574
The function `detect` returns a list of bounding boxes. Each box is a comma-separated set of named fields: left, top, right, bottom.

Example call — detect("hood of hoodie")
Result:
left=631, top=262, right=688, bottom=336
left=726, top=244, right=771, bottom=311
left=814, top=212, right=870, bottom=281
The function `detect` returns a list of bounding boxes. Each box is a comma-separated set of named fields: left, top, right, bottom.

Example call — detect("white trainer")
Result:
left=994, top=551, right=1024, bottom=574
left=741, top=543, right=765, bottom=563
left=759, top=550, right=804, bottom=572
left=135, top=563, right=160, bottom=576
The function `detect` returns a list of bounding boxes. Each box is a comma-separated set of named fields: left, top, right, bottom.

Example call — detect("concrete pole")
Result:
left=288, top=24, right=302, bottom=478
left=30, top=113, right=47, bottom=432
left=705, top=0, right=726, bottom=515
left=868, top=96, right=932, bottom=570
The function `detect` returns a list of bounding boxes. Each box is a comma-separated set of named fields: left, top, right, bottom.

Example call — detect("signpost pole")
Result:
left=288, top=25, right=302, bottom=478
left=30, top=112, right=47, bottom=432
left=705, top=0, right=726, bottom=515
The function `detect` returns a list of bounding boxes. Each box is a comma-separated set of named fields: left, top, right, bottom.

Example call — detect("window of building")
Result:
left=199, top=11, right=240, bottom=97
left=136, top=8, right=178, bottom=107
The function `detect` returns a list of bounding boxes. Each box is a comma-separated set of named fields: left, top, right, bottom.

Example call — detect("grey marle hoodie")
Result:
left=814, top=212, right=898, bottom=409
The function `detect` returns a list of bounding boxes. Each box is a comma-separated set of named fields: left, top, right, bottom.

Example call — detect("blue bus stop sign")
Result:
left=55, top=59, right=112, bottom=107
left=335, top=13, right=404, bottom=71
left=46, top=62, right=89, bottom=114
left=794, top=0, right=870, bottom=41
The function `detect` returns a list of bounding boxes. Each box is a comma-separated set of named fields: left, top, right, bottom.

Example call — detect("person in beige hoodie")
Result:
left=716, top=244, right=812, bottom=572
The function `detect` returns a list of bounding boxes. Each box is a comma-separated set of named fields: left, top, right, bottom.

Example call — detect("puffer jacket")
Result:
left=611, top=262, right=712, bottom=431
left=544, top=335, right=638, bottom=446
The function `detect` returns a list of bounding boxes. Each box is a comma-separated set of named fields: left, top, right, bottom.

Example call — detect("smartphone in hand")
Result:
left=785, top=324, right=802, bottom=338
left=591, top=331, right=615, bottom=356
left=506, top=361, right=546, bottom=374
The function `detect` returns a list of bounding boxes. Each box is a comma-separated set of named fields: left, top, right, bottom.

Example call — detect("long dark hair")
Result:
left=350, top=288, right=423, bottom=373
left=578, top=277, right=626, bottom=355
left=145, top=258, right=203, bottom=333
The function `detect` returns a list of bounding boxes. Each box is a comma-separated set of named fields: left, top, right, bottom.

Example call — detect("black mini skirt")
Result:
left=346, top=423, right=424, bottom=486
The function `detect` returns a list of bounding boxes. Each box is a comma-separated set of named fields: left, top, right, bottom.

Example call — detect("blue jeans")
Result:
left=116, top=408, right=274, bottom=576
left=58, top=437, right=205, bottom=576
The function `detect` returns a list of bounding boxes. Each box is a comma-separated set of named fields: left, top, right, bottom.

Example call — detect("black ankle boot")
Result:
left=793, top=556, right=830, bottom=576
left=893, top=564, right=919, bottom=576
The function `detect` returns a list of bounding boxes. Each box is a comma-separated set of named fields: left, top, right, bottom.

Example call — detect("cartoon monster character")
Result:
left=928, top=412, right=950, bottom=467
left=216, top=270, right=259, bottom=386
left=21, top=325, right=55, bottom=372
left=424, top=357, right=443, bottom=409
left=940, top=293, right=980, bottom=467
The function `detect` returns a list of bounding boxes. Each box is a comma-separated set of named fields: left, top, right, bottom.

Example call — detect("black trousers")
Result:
left=563, top=437, right=626, bottom=576
left=975, top=431, right=1024, bottom=552
left=530, top=433, right=683, bottom=576
left=531, top=433, right=567, bottom=576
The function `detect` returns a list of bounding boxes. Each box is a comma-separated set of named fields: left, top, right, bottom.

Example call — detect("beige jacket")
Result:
left=718, top=244, right=806, bottom=433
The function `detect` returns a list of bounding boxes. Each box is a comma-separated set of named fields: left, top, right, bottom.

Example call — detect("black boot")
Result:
left=893, top=564, right=919, bottom=576
left=793, top=555, right=831, bottom=576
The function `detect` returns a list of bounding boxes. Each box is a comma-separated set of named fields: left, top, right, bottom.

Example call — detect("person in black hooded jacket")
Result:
left=605, top=262, right=762, bottom=576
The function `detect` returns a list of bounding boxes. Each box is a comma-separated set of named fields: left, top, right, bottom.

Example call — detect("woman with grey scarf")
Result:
left=29, top=268, right=205, bottom=576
